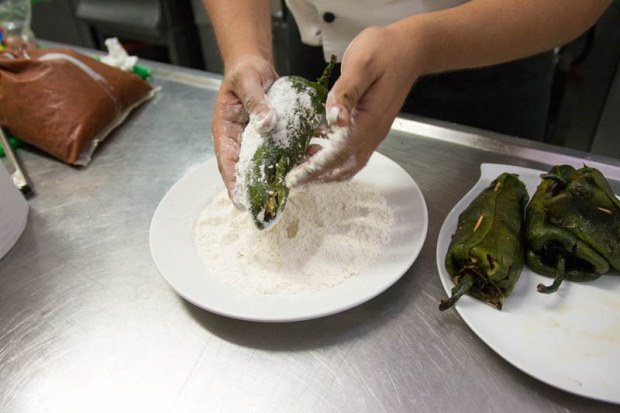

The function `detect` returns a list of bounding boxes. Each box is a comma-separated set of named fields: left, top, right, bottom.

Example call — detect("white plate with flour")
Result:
left=436, top=163, right=620, bottom=404
left=150, top=152, right=428, bottom=322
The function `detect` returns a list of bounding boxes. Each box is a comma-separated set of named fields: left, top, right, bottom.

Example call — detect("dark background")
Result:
left=30, top=0, right=620, bottom=159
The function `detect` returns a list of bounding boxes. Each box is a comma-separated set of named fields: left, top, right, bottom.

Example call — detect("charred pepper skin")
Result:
left=245, top=57, right=336, bottom=230
left=545, top=166, right=620, bottom=271
left=441, top=173, right=529, bottom=311
left=527, top=165, right=620, bottom=293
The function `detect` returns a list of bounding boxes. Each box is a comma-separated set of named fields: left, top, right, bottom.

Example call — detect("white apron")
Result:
left=285, top=0, right=468, bottom=61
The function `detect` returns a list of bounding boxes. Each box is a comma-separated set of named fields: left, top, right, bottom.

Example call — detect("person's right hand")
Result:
left=211, top=54, right=278, bottom=207
left=286, top=25, right=422, bottom=188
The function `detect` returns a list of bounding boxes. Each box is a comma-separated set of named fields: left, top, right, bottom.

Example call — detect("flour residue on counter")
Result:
left=195, top=181, right=394, bottom=295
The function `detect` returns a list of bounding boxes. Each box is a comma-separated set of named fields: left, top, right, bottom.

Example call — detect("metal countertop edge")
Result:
left=152, top=65, right=223, bottom=90
left=392, top=117, right=620, bottom=181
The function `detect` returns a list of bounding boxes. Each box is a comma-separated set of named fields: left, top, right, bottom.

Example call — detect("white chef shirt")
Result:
left=285, top=0, right=468, bottom=62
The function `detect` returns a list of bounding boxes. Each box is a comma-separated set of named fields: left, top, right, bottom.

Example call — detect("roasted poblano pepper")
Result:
left=526, top=165, right=620, bottom=293
left=242, top=56, right=336, bottom=230
left=440, top=173, right=529, bottom=311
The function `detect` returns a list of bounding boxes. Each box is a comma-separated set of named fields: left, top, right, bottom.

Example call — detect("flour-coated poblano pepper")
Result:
left=241, top=56, right=336, bottom=230
left=527, top=165, right=620, bottom=293
left=440, top=173, right=529, bottom=311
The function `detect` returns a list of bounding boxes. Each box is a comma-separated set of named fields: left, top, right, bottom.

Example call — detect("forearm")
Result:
left=202, top=0, right=273, bottom=69
left=397, top=0, right=611, bottom=76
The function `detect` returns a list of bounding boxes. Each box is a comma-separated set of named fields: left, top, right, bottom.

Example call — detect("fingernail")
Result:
left=327, top=106, right=340, bottom=126
left=285, top=166, right=310, bottom=188
left=251, top=107, right=277, bottom=132
left=285, top=168, right=301, bottom=188
left=231, top=186, right=247, bottom=211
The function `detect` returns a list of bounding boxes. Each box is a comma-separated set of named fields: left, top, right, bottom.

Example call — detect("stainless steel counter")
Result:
left=1, top=60, right=620, bottom=413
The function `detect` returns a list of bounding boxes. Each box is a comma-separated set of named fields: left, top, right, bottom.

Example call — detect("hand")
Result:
left=211, top=54, right=278, bottom=206
left=286, top=25, right=422, bottom=187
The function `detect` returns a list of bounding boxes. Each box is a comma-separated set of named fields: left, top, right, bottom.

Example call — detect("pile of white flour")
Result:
left=195, top=180, right=394, bottom=295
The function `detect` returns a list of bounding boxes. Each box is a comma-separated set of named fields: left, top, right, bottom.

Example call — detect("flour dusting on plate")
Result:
left=195, top=181, right=394, bottom=295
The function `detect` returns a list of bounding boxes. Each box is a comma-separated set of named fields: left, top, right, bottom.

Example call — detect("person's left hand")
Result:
left=286, top=24, right=424, bottom=187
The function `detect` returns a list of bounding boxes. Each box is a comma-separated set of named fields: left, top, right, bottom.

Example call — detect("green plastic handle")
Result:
left=0, top=136, right=21, bottom=157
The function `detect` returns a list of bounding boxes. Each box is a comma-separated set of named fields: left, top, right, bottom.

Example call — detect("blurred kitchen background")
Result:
left=30, top=0, right=620, bottom=159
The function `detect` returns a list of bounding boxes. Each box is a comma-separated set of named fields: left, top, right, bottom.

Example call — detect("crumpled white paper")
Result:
left=100, top=37, right=138, bottom=72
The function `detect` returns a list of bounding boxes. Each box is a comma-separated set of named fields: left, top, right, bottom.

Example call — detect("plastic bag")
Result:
left=0, top=0, right=37, bottom=51
left=0, top=47, right=155, bottom=165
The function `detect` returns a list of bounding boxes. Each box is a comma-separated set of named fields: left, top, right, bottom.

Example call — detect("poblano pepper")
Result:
left=527, top=165, right=620, bottom=293
left=242, top=56, right=336, bottom=230
left=440, top=173, right=529, bottom=311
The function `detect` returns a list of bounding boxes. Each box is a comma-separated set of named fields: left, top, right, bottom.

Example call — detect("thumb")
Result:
left=325, top=57, right=375, bottom=127
left=239, top=77, right=277, bottom=133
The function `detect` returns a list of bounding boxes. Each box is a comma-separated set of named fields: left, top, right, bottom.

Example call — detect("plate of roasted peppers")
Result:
left=437, top=163, right=620, bottom=404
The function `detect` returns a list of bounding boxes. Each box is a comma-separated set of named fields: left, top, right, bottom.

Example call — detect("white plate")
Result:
left=150, top=152, right=428, bottom=322
left=437, top=163, right=620, bottom=404
left=0, top=163, right=29, bottom=260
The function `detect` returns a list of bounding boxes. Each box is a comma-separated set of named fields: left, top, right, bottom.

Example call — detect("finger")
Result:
left=313, top=161, right=361, bottom=183
left=287, top=151, right=360, bottom=187
left=326, top=50, right=377, bottom=127
left=313, top=123, right=330, bottom=139
left=249, top=107, right=277, bottom=133
left=212, top=94, right=246, bottom=207
left=295, top=137, right=373, bottom=186
left=301, top=143, right=324, bottom=161
left=236, top=75, right=277, bottom=133
left=212, top=127, right=242, bottom=199
left=286, top=126, right=352, bottom=187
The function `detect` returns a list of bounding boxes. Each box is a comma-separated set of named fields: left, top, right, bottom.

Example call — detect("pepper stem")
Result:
left=316, top=55, right=337, bottom=89
left=439, top=274, right=474, bottom=311
left=541, top=173, right=568, bottom=187
left=537, top=257, right=566, bottom=294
